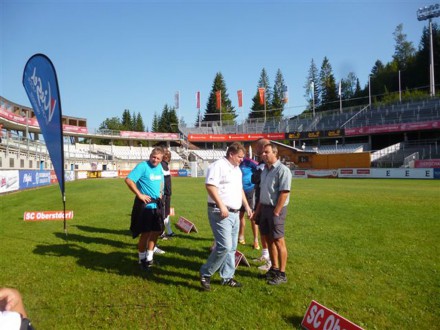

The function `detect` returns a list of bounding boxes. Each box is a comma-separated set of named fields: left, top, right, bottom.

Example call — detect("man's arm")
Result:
left=0, top=288, right=27, bottom=318
left=125, top=177, right=152, bottom=204
left=273, top=191, right=289, bottom=216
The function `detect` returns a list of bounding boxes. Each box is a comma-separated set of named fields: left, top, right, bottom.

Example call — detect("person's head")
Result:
left=254, top=138, right=270, bottom=158
left=262, top=143, right=278, bottom=166
left=149, top=147, right=164, bottom=167
left=161, top=147, right=171, bottom=163
left=226, top=142, right=246, bottom=167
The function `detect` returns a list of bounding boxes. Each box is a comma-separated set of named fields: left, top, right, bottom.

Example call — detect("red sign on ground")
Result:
left=234, top=250, right=250, bottom=268
left=24, top=211, right=74, bottom=221
left=176, top=216, right=198, bottom=233
left=302, top=300, right=364, bottom=330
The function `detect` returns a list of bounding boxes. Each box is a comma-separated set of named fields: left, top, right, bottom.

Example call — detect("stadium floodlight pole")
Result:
left=310, top=81, right=315, bottom=117
left=339, top=80, right=342, bottom=114
left=399, top=70, right=402, bottom=102
left=417, top=4, right=440, bottom=97
left=264, top=89, right=267, bottom=122
left=368, top=75, right=372, bottom=108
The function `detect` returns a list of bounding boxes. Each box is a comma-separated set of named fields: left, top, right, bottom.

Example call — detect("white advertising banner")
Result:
left=338, top=168, right=372, bottom=178
left=370, top=168, right=433, bottom=179
left=0, top=170, right=19, bottom=193
left=100, top=171, right=118, bottom=178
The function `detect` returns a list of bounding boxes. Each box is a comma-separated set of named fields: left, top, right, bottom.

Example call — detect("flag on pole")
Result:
left=23, top=54, right=65, bottom=195
left=196, top=91, right=201, bottom=109
left=338, top=81, right=342, bottom=97
left=258, top=88, right=265, bottom=105
left=237, top=90, right=243, bottom=108
left=215, top=90, right=221, bottom=110
left=282, top=86, right=288, bottom=104
left=22, top=53, right=67, bottom=233
left=310, top=81, right=314, bottom=98
left=174, top=91, right=180, bottom=109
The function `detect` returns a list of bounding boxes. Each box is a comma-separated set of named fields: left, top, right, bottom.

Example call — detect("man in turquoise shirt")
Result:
left=126, top=147, right=164, bottom=270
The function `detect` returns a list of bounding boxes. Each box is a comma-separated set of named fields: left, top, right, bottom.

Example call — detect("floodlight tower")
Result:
left=417, top=4, right=440, bottom=97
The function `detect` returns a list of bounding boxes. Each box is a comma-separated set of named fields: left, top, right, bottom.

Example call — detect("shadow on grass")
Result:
left=285, top=315, right=306, bottom=329
left=32, top=225, right=257, bottom=290
left=72, top=224, right=131, bottom=236
left=54, top=232, right=132, bottom=249
left=33, top=243, right=141, bottom=277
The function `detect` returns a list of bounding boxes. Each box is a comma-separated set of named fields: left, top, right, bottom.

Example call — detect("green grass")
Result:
left=0, top=178, right=439, bottom=329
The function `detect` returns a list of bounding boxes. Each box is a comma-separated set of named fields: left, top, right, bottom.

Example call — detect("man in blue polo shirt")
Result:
left=125, top=147, right=164, bottom=270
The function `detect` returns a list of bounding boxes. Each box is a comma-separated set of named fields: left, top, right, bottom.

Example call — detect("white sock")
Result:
left=164, top=216, right=173, bottom=235
left=262, top=248, right=269, bottom=259
left=138, top=251, right=146, bottom=262
left=147, top=250, right=154, bottom=261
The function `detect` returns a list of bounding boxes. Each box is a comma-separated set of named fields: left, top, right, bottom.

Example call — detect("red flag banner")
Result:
left=258, top=88, right=265, bottom=105
left=237, top=90, right=243, bottom=108
left=196, top=91, right=201, bottom=109
left=215, top=90, right=221, bottom=110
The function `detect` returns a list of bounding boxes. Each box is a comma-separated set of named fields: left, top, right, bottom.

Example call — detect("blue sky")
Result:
left=0, top=0, right=434, bottom=131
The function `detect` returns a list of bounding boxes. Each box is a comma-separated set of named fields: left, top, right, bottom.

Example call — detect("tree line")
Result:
left=99, top=23, right=439, bottom=134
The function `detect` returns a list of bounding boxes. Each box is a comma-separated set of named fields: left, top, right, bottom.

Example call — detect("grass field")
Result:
left=0, top=177, right=439, bottom=329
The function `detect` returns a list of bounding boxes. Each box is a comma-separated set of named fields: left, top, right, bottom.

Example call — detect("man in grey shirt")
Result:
left=254, top=143, right=292, bottom=285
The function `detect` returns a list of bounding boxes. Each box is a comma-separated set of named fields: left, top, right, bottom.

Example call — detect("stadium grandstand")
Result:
left=1, top=95, right=440, bottom=180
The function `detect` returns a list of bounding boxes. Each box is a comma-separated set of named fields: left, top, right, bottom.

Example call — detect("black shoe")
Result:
left=222, top=278, right=242, bottom=288
left=267, top=274, right=287, bottom=285
left=258, top=268, right=278, bottom=280
left=167, top=232, right=176, bottom=238
left=139, top=259, right=153, bottom=271
left=200, top=274, right=211, bottom=291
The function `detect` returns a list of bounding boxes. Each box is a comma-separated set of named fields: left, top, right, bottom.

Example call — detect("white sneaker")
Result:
left=153, top=246, right=166, bottom=254
left=253, top=255, right=269, bottom=263
left=258, top=260, right=272, bottom=271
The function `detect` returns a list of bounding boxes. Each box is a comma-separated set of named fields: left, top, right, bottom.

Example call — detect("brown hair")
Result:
left=226, top=142, right=246, bottom=158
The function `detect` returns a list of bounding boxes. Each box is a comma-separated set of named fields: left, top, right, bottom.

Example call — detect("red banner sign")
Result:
left=258, top=88, right=265, bottom=105
left=302, top=301, right=364, bottom=330
left=237, top=90, right=243, bottom=107
left=414, top=159, right=440, bottom=168
left=24, top=210, right=74, bottom=221
left=216, top=91, right=221, bottom=110
left=345, top=120, right=440, bottom=136
left=176, top=216, right=198, bottom=233
left=187, top=133, right=285, bottom=142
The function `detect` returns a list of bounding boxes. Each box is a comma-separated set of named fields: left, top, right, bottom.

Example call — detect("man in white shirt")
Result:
left=200, top=142, right=253, bottom=290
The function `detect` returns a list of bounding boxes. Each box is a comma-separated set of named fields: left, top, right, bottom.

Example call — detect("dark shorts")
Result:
left=240, top=189, right=255, bottom=212
left=130, top=198, right=164, bottom=238
left=259, top=205, right=287, bottom=239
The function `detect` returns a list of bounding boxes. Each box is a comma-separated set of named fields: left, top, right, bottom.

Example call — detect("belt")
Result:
left=208, top=202, right=240, bottom=213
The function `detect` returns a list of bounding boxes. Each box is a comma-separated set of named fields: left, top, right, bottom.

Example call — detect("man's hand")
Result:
left=0, top=287, right=27, bottom=318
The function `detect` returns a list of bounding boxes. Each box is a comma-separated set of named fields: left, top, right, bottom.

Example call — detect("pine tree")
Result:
left=135, top=112, right=145, bottom=132
left=393, top=24, right=415, bottom=70
left=248, top=68, right=271, bottom=120
left=203, top=72, right=236, bottom=125
left=304, top=59, right=320, bottom=112
left=319, top=57, right=338, bottom=111
left=121, top=109, right=132, bottom=130
left=271, top=69, right=286, bottom=119
left=151, top=112, right=159, bottom=132
left=158, top=104, right=179, bottom=132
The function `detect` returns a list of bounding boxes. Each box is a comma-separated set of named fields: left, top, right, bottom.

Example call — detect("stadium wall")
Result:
left=1, top=167, right=438, bottom=195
